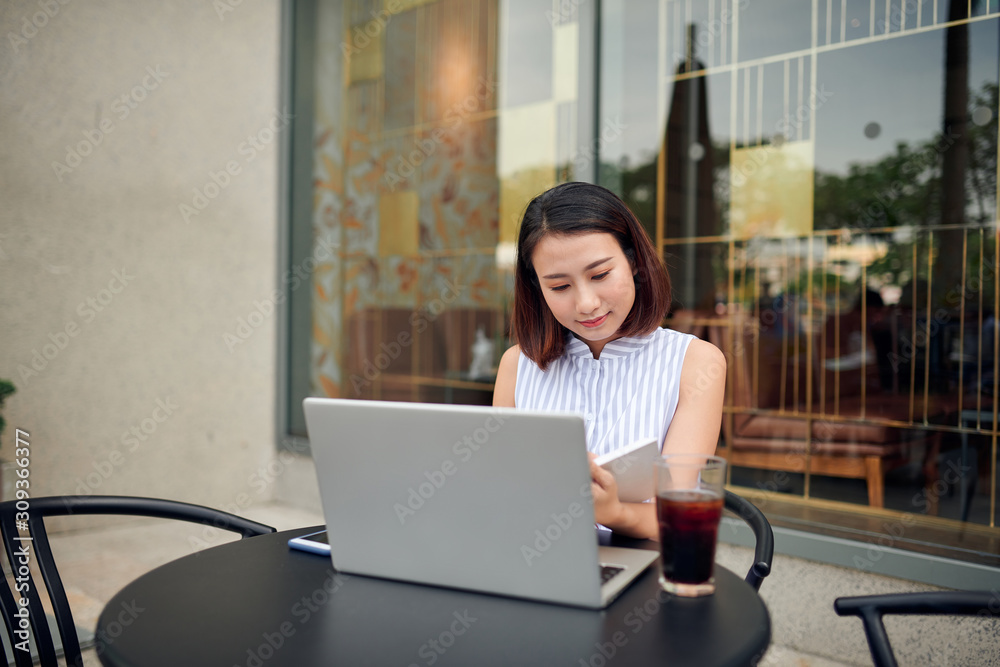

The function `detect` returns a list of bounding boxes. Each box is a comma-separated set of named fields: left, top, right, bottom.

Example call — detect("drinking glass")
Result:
left=654, top=454, right=726, bottom=597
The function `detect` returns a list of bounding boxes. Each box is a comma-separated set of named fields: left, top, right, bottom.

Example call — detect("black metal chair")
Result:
left=723, top=490, right=774, bottom=591
left=0, top=495, right=275, bottom=667
left=834, top=590, right=999, bottom=667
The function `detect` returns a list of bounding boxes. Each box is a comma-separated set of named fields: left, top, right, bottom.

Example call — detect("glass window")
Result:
left=288, top=0, right=595, bottom=425
left=601, top=0, right=999, bottom=565
left=288, top=0, right=1000, bottom=567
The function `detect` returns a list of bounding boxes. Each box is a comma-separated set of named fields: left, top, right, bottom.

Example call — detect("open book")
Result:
left=593, top=437, right=659, bottom=503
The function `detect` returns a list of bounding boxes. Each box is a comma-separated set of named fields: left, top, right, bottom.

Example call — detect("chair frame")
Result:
left=723, top=490, right=774, bottom=591
left=0, top=495, right=275, bottom=667
left=834, top=590, right=999, bottom=667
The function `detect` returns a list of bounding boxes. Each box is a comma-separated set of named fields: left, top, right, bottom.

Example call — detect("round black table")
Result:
left=96, top=527, right=770, bottom=667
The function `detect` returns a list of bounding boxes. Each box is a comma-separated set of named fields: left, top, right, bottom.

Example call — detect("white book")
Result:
left=593, top=437, right=660, bottom=503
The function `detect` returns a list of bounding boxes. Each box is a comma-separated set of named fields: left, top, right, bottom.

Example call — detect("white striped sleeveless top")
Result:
left=514, top=327, right=695, bottom=456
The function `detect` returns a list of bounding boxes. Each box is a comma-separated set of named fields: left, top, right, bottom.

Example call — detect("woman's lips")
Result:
left=579, top=313, right=609, bottom=328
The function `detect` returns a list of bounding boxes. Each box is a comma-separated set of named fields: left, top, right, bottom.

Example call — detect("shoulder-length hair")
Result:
left=510, top=182, right=671, bottom=370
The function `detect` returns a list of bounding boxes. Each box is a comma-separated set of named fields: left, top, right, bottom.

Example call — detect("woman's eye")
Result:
left=550, top=284, right=570, bottom=292
left=593, top=271, right=610, bottom=281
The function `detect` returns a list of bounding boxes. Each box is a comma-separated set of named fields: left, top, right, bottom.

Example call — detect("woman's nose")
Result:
left=576, top=286, right=600, bottom=314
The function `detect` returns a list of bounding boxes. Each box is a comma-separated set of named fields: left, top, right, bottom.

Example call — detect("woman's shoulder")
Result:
left=680, top=337, right=726, bottom=376
left=493, top=344, right=522, bottom=407
left=498, top=344, right=522, bottom=369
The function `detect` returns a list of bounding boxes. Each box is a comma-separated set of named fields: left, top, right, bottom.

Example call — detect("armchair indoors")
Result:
left=710, top=311, right=946, bottom=511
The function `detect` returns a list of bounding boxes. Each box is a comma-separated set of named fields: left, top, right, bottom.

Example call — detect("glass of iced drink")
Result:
left=654, top=454, right=727, bottom=597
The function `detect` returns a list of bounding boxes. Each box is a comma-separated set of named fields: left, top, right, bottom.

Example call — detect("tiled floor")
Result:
left=29, top=502, right=991, bottom=667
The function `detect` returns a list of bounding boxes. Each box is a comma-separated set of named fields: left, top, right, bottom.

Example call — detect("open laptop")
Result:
left=302, top=397, right=658, bottom=609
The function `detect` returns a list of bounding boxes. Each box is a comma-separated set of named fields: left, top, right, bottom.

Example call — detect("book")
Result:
left=593, top=437, right=660, bottom=503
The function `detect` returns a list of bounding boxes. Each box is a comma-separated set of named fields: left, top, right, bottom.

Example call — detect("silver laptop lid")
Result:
left=303, top=398, right=603, bottom=607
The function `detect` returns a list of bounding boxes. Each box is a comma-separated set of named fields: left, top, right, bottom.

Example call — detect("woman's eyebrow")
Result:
left=541, top=256, right=614, bottom=280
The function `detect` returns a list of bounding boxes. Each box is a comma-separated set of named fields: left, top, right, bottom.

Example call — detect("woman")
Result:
left=493, top=182, right=725, bottom=540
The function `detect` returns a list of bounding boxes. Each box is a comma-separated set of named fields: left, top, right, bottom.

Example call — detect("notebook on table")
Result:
left=302, top=397, right=658, bottom=609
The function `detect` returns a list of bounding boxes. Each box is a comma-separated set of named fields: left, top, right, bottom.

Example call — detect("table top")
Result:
left=96, top=527, right=770, bottom=667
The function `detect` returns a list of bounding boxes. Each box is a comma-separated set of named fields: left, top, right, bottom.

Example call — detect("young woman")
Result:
left=493, top=182, right=725, bottom=540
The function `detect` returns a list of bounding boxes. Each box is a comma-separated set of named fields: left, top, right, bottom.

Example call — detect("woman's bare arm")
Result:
left=492, top=345, right=519, bottom=407
left=591, top=337, right=726, bottom=540
left=662, top=338, right=726, bottom=457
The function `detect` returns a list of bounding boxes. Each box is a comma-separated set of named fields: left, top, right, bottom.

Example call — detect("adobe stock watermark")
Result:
left=340, top=0, right=402, bottom=57
left=350, top=277, right=466, bottom=393
left=93, top=599, right=144, bottom=658
left=67, top=397, right=179, bottom=498
left=406, top=610, right=478, bottom=667
left=213, top=0, right=243, bottom=21
left=520, top=483, right=593, bottom=567
left=223, top=235, right=338, bottom=352
left=16, top=268, right=135, bottom=384
left=577, top=587, right=679, bottom=667
left=854, top=129, right=960, bottom=231
left=7, top=0, right=72, bottom=54
left=51, top=65, right=169, bottom=182
left=179, top=108, right=294, bottom=223
left=383, top=77, right=497, bottom=191
left=667, top=0, right=749, bottom=62
left=187, top=439, right=312, bottom=551
left=730, top=84, right=834, bottom=188
left=235, top=568, right=351, bottom=667
left=569, top=116, right=626, bottom=179
left=393, top=410, right=509, bottom=525
left=849, top=455, right=975, bottom=573
left=546, top=0, right=583, bottom=26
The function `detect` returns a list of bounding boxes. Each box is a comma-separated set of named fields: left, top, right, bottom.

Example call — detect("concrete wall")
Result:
left=0, top=0, right=284, bottom=516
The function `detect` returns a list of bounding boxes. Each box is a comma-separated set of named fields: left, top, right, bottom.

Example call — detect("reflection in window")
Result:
left=600, top=0, right=1000, bottom=558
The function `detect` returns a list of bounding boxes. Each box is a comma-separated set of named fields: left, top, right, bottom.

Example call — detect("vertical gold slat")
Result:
left=840, top=0, right=847, bottom=42
left=656, top=144, right=666, bottom=252
left=726, top=237, right=737, bottom=488
left=976, top=229, right=984, bottom=425
left=756, top=63, right=764, bottom=146
left=957, top=229, right=968, bottom=420
left=752, top=242, right=760, bottom=407
left=779, top=239, right=789, bottom=410
left=923, top=229, right=933, bottom=424
left=819, top=238, right=828, bottom=417
left=909, top=240, right=918, bottom=422
left=834, top=245, right=841, bottom=417
left=719, top=0, right=734, bottom=66
left=992, top=227, right=998, bottom=527
left=860, top=248, right=867, bottom=420
left=794, top=241, right=802, bottom=408
left=825, top=0, right=833, bottom=46
left=339, top=0, right=354, bottom=397
left=804, top=233, right=815, bottom=500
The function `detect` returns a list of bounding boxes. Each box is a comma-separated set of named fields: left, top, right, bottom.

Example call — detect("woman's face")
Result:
left=531, top=232, right=636, bottom=357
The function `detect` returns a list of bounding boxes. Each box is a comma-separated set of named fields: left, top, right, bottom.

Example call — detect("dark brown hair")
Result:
left=510, top=182, right=671, bottom=370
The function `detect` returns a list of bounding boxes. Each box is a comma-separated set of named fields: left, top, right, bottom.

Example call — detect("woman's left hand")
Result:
left=588, top=453, right=624, bottom=527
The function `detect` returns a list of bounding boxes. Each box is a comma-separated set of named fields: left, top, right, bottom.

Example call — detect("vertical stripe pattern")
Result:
left=515, top=328, right=695, bottom=456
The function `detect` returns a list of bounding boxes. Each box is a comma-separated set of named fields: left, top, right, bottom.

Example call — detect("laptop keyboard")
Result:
left=600, top=564, right=625, bottom=584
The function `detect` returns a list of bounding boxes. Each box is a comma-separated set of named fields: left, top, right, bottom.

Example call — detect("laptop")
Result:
left=302, top=397, right=659, bottom=609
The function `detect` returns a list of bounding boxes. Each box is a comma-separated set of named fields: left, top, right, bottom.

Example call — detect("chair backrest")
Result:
left=723, top=490, right=774, bottom=591
left=834, top=590, right=999, bottom=667
left=0, top=495, right=275, bottom=667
